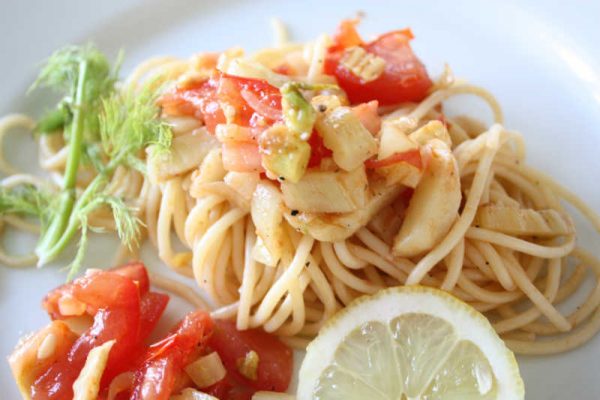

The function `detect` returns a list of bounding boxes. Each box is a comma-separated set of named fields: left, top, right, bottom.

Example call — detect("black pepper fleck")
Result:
left=279, top=176, right=285, bottom=181
left=291, top=209, right=299, bottom=216
left=318, top=104, right=327, bottom=112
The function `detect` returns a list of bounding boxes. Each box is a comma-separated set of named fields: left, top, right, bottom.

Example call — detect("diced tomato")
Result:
left=324, top=21, right=432, bottom=105
left=351, top=100, right=381, bottom=135
left=130, top=311, right=214, bottom=400
left=331, top=18, right=363, bottom=48
left=31, top=272, right=142, bottom=400
left=112, top=262, right=150, bottom=294
left=365, top=149, right=422, bottom=169
left=98, top=292, right=169, bottom=388
left=159, top=73, right=282, bottom=136
left=158, top=77, right=226, bottom=134
left=220, top=74, right=283, bottom=125
left=139, top=292, right=169, bottom=339
left=22, top=262, right=296, bottom=400
left=209, top=320, right=293, bottom=392
left=307, top=130, right=332, bottom=168
left=42, top=262, right=150, bottom=320
left=32, top=263, right=170, bottom=399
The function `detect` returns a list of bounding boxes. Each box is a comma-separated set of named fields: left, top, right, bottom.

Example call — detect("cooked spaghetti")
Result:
left=1, top=19, right=600, bottom=357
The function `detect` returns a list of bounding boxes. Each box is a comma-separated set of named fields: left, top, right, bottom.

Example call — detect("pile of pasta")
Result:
left=133, top=43, right=600, bottom=355
left=2, top=31, right=600, bottom=357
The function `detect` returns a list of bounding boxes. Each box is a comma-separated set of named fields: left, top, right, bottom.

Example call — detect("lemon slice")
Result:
left=297, top=286, right=524, bottom=400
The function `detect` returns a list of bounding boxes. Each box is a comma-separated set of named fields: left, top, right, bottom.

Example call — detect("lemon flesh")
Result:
left=298, top=286, right=523, bottom=400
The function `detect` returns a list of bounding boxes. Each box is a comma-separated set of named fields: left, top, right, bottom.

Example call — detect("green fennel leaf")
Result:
left=0, top=185, right=54, bottom=223
left=31, top=44, right=116, bottom=102
left=32, top=45, right=172, bottom=277
left=101, top=196, right=141, bottom=249
left=31, top=44, right=120, bottom=141
left=34, top=44, right=121, bottom=267
left=99, top=83, right=172, bottom=163
left=66, top=217, right=89, bottom=281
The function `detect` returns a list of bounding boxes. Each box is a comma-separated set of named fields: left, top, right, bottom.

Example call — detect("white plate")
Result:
left=1, top=1, right=599, bottom=398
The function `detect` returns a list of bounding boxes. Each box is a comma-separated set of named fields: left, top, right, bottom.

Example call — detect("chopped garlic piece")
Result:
left=58, top=294, right=87, bottom=316
left=185, top=352, right=227, bottom=388
left=36, top=333, right=57, bottom=360
left=340, top=46, right=386, bottom=82
left=237, top=350, right=260, bottom=381
left=72, top=340, right=115, bottom=400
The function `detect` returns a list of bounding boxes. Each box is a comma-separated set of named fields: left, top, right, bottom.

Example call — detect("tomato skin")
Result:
left=307, top=130, right=332, bottom=168
left=112, top=262, right=150, bottom=295
left=325, top=24, right=432, bottom=105
left=139, top=292, right=169, bottom=338
left=106, top=291, right=171, bottom=387
left=209, top=320, right=293, bottom=392
left=31, top=273, right=141, bottom=400
left=364, top=149, right=422, bottom=169
left=130, top=311, right=214, bottom=400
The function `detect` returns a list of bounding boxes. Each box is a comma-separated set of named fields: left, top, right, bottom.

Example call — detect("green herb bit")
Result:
left=99, top=83, right=172, bottom=166
left=31, top=44, right=118, bottom=111
left=0, top=184, right=53, bottom=221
